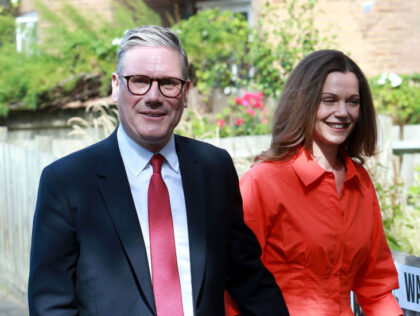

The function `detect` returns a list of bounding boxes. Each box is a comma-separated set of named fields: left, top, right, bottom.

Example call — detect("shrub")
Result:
left=173, top=0, right=336, bottom=101
left=370, top=73, right=420, bottom=126
left=0, top=0, right=161, bottom=116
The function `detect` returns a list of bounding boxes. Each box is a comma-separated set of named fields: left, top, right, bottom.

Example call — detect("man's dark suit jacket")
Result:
left=28, top=130, right=288, bottom=316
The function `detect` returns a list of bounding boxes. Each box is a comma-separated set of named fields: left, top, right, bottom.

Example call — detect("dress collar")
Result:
left=291, top=146, right=360, bottom=187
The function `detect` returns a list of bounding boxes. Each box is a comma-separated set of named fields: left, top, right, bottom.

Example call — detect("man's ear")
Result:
left=111, top=73, right=119, bottom=104
left=183, top=80, right=191, bottom=108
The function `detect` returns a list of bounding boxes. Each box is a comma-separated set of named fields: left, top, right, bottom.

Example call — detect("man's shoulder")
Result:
left=175, top=134, right=230, bottom=158
left=47, top=132, right=116, bottom=174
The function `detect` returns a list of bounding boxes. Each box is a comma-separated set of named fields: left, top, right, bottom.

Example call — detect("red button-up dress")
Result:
left=229, top=147, right=402, bottom=316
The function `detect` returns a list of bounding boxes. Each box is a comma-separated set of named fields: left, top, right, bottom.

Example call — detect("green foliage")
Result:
left=176, top=107, right=219, bottom=139
left=0, top=0, right=19, bottom=16
left=0, top=0, right=161, bottom=116
left=405, top=168, right=420, bottom=255
left=407, top=167, right=420, bottom=211
left=258, top=0, right=334, bottom=92
left=173, top=0, right=335, bottom=100
left=370, top=74, right=420, bottom=126
left=173, top=9, right=251, bottom=99
left=113, top=0, right=161, bottom=33
left=0, top=14, right=15, bottom=45
left=368, top=159, right=420, bottom=255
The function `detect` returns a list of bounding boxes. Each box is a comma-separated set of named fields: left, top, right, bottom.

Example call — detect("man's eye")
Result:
left=160, top=78, right=178, bottom=87
left=132, top=77, right=149, bottom=85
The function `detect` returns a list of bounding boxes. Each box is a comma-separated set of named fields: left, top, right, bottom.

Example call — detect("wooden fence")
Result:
left=0, top=142, right=54, bottom=297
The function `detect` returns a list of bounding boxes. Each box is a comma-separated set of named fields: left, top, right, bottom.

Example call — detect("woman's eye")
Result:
left=349, top=99, right=360, bottom=105
left=323, top=99, right=335, bottom=104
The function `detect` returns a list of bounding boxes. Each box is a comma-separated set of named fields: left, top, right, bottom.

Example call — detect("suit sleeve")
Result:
left=28, top=166, right=79, bottom=316
left=352, top=183, right=403, bottom=316
left=224, top=157, right=289, bottom=316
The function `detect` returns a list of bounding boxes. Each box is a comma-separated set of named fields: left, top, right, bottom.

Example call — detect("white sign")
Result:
left=393, top=263, right=420, bottom=312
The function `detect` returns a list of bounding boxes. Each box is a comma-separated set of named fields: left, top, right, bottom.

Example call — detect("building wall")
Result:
left=256, top=0, right=420, bottom=77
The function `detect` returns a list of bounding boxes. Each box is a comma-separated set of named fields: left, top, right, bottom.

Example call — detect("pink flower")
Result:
left=235, top=97, right=248, bottom=107
left=261, top=117, right=267, bottom=125
left=236, top=118, right=245, bottom=126
left=246, top=107, right=256, bottom=117
left=217, top=119, right=225, bottom=128
left=240, top=92, right=264, bottom=109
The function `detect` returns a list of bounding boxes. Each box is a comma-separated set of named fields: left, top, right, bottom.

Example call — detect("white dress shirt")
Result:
left=117, top=126, right=193, bottom=316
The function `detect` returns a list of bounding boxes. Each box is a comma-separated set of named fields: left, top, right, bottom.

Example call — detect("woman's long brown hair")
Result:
left=257, top=49, right=377, bottom=164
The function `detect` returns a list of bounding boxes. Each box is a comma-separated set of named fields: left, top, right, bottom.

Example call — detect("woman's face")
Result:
left=313, top=71, right=360, bottom=152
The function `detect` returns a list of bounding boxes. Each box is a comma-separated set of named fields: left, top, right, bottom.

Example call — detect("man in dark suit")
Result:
left=28, top=25, right=289, bottom=316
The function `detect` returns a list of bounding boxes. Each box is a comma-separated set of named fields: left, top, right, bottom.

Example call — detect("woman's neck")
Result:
left=311, top=142, right=343, bottom=172
left=311, top=142, right=346, bottom=196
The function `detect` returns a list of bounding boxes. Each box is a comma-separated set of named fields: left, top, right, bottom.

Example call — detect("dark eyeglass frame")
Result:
left=120, top=75, right=187, bottom=98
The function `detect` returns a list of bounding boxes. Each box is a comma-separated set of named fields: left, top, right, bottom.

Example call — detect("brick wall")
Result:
left=255, top=0, right=420, bottom=77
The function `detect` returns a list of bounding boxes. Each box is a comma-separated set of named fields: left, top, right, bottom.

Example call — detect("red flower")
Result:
left=217, top=119, right=225, bottom=128
left=236, top=118, right=245, bottom=126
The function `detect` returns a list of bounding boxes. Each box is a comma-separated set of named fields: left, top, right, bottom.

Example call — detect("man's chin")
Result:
left=133, top=132, right=171, bottom=152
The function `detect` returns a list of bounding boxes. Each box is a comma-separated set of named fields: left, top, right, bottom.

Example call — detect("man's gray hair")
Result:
left=116, top=25, right=189, bottom=80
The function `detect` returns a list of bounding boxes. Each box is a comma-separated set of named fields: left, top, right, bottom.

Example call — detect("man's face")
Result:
left=112, top=46, right=190, bottom=152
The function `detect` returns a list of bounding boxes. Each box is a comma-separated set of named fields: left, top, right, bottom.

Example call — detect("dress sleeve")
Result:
left=352, top=182, right=403, bottom=316
left=239, top=170, right=269, bottom=252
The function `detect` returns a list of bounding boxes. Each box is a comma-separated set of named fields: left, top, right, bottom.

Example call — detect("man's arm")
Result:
left=28, top=166, right=79, bottom=316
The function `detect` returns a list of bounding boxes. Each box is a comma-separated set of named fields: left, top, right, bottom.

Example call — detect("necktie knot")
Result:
left=151, top=154, right=164, bottom=174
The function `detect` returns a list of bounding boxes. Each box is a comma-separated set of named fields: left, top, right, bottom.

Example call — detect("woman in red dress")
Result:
left=227, top=50, right=402, bottom=316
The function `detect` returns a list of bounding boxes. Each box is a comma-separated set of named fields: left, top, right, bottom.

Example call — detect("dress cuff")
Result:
left=358, top=292, right=403, bottom=316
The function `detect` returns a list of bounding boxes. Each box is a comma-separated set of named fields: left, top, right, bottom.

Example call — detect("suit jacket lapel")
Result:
left=96, top=131, right=155, bottom=313
left=175, top=135, right=207, bottom=309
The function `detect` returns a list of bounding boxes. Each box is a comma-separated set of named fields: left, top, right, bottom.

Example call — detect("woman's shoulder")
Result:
left=241, top=159, right=296, bottom=187
left=248, top=159, right=292, bottom=174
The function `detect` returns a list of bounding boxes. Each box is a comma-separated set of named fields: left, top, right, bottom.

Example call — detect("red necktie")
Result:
left=148, top=154, right=184, bottom=316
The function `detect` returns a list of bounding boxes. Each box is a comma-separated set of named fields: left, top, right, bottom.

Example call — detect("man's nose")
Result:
left=145, top=80, right=162, bottom=101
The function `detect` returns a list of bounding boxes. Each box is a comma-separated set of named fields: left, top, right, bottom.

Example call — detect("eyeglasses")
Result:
left=120, top=75, right=186, bottom=98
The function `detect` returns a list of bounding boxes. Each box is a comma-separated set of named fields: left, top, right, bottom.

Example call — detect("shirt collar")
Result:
left=117, top=125, right=179, bottom=176
left=291, top=146, right=361, bottom=187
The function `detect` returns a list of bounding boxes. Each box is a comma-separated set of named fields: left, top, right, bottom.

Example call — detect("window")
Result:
left=16, top=11, right=38, bottom=54
left=195, top=0, right=253, bottom=25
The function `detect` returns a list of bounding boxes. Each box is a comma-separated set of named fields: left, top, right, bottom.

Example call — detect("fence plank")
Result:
left=0, top=142, right=54, bottom=296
